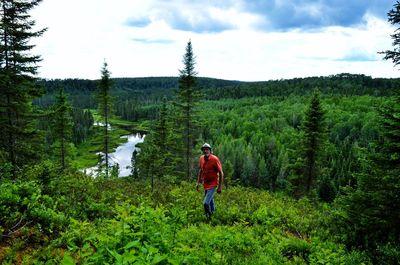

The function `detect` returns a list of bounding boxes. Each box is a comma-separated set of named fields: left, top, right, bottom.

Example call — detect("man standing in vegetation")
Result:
left=196, top=143, right=224, bottom=219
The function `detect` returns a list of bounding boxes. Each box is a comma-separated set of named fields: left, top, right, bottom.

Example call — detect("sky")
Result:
left=31, top=0, right=399, bottom=81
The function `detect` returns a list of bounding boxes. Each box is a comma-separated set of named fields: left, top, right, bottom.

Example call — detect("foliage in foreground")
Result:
left=0, top=170, right=377, bottom=264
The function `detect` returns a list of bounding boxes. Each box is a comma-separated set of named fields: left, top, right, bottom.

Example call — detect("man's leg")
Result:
left=210, top=196, right=215, bottom=214
left=203, top=188, right=216, bottom=217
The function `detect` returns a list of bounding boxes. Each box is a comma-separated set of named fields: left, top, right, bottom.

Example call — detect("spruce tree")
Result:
left=154, top=97, right=168, bottom=153
left=0, top=0, right=46, bottom=178
left=341, top=1, right=400, bottom=250
left=51, top=88, right=73, bottom=170
left=174, top=40, right=202, bottom=180
left=339, top=96, right=400, bottom=250
left=380, top=1, right=400, bottom=67
left=97, top=61, right=112, bottom=178
left=301, top=90, right=327, bottom=194
left=135, top=97, right=174, bottom=187
left=131, top=149, right=138, bottom=178
left=152, top=97, right=173, bottom=179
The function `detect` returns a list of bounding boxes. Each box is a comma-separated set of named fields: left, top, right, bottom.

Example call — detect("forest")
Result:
left=1, top=0, right=400, bottom=264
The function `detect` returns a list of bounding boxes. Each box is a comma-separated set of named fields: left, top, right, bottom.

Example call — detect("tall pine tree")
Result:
left=0, top=0, right=46, bottom=178
left=152, top=97, right=174, bottom=179
left=135, top=97, right=175, bottom=187
left=97, top=61, right=113, bottom=178
left=51, top=88, right=73, bottom=170
left=340, top=1, right=400, bottom=253
left=339, top=96, right=400, bottom=252
left=174, top=40, right=202, bottom=180
left=301, top=90, right=327, bottom=194
left=380, top=1, right=400, bottom=68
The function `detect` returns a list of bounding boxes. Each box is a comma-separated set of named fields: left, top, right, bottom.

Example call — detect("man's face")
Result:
left=202, top=148, right=211, bottom=157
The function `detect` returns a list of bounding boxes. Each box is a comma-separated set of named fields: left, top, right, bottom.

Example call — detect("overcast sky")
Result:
left=31, top=0, right=398, bottom=81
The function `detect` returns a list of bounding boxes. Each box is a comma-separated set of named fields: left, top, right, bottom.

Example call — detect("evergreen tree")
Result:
left=380, top=1, right=400, bottom=68
left=301, top=90, right=327, bottom=194
left=174, top=40, right=202, bottom=180
left=258, top=157, right=267, bottom=189
left=152, top=97, right=174, bottom=179
left=71, top=108, right=94, bottom=145
left=341, top=2, right=400, bottom=250
left=223, top=160, right=234, bottom=189
left=135, top=98, right=175, bottom=187
left=97, top=61, right=113, bottom=178
left=131, top=149, right=138, bottom=179
left=339, top=96, right=400, bottom=251
left=0, top=0, right=46, bottom=177
left=154, top=97, right=168, bottom=152
left=51, top=88, right=73, bottom=170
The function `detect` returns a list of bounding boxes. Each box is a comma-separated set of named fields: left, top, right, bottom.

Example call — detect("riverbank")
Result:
left=72, top=112, right=149, bottom=169
left=83, top=133, right=145, bottom=177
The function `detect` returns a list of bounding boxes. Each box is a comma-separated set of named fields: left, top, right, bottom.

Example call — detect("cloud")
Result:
left=240, top=0, right=395, bottom=31
left=125, top=1, right=237, bottom=33
left=336, top=52, right=379, bottom=62
left=124, top=0, right=395, bottom=33
left=30, top=0, right=398, bottom=81
left=126, top=17, right=152, bottom=28
left=165, top=11, right=236, bottom=33
left=131, top=38, right=174, bottom=44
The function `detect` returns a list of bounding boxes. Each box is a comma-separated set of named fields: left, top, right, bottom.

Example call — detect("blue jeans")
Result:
left=204, top=188, right=216, bottom=216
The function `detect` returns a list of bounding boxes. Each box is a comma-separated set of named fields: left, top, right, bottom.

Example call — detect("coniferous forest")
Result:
left=1, top=1, right=400, bottom=264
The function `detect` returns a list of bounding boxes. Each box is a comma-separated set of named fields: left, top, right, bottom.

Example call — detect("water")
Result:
left=93, top=121, right=112, bottom=130
left=83, top=133, right=145, bottom=177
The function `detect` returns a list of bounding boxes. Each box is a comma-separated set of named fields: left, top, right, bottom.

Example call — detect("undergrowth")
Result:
left=0, top=171, right=371, bottom=264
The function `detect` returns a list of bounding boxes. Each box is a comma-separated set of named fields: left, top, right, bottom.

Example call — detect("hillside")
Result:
left=0, top=175, right=372, bottom=264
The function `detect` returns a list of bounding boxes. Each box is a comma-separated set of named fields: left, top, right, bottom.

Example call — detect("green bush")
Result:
left=375, top=243, right=400, bottom=265
left=2, top=178, right=374, bottom=264
left=280, top=237, right=311, bottom=262
left=0, top=180, right=40, bottom=229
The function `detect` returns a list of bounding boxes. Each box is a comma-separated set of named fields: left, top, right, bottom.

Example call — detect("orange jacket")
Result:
left=198, top=154, right=223, bottom=190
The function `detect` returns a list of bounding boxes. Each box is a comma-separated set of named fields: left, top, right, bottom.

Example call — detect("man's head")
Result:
left=201, top=143, right=212, bottom=157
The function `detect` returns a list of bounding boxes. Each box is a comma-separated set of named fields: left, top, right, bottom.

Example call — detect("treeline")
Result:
left=35, top=78, right=98, bottom=108
left=34, top=73, right=400, bottom=124
left=35, top=77, right=240, bottom=107
left=204, top=73, right=399, bottom=100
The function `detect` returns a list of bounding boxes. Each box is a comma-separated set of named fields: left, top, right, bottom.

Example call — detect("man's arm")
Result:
left=217, top=169, right=224, bottom=193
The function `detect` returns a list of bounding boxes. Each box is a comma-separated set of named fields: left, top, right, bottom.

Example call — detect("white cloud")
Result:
left=30, top=0, right=398, bottom=81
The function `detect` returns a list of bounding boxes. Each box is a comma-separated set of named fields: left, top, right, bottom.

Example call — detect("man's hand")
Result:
left=196, top=183, right=200, bottom=192
left=217, top=187, right=222, bottom=194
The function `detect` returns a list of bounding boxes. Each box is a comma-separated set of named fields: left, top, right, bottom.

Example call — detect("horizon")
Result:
left=39, top=72, right=400, bottom=83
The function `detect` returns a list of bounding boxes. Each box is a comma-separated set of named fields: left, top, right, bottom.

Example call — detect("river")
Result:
left=83, top=133, right=145, bottom=177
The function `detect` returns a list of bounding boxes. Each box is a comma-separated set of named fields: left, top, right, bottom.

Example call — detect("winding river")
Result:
left=84, top=133, right=145, bottom=177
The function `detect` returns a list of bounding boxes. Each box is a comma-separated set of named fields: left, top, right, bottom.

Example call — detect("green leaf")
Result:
left=152, top=254, right=167, bottom=264
left=125, top=240, right=140, bottom=250
left=106, top=247, right=123, bottom=264
left=60, top=253, right=75, bottom=265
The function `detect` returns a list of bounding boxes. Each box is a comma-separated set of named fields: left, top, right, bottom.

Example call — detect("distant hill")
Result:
left=35, top=74, right=399, bottom=108
left=35, top=77, right=242, bottom=108
left=38, top=76, right=241, bottom=94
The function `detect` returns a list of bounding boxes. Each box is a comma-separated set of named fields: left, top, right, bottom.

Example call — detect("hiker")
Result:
left=196, top=143, right=224, bottom=219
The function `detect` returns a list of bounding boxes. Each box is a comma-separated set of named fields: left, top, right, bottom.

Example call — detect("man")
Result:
left=196, top=143, right=224, bottom=219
